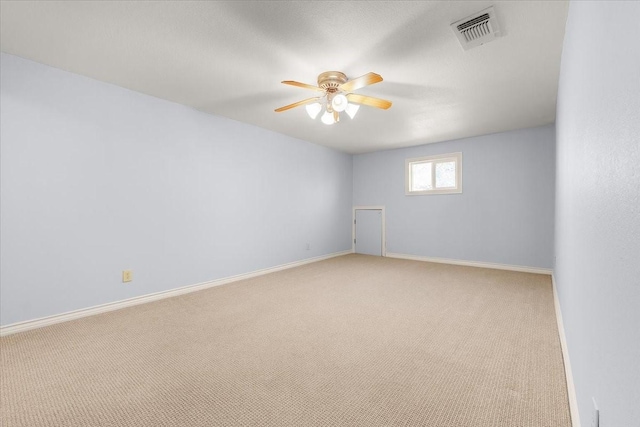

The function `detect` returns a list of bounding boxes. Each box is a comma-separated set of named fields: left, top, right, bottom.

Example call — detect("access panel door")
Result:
left=355, top=209, right=382, bottom=256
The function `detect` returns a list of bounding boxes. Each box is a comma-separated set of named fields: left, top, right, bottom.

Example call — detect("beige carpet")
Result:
left=0, top=254, right=571, bottom=426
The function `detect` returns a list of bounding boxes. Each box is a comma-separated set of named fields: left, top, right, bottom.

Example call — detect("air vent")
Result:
left=451, top=6, right=501, bottom=50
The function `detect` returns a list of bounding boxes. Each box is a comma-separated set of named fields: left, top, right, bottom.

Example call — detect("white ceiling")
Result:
left=0, top=1, right=569, bottom=154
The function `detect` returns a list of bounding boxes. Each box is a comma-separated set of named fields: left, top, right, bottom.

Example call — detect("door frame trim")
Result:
left=352, top=206, right=386, bottom=256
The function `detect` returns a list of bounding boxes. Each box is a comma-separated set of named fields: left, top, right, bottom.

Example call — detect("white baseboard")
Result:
left=0, top=250, right=352, bottom=337
left=552, top=274, right=581, bottom=427
left=386, top=252, right=552, bottom=275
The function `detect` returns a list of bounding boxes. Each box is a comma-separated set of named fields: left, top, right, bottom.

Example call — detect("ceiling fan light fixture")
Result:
left=305, top=102, right=322, bottom=119
left=345, top=103, right=360, bottom=119
left=275, top=71, right=391, bottom=124
left=320, top=110, right=335, bottom=125
left=331, top=93, right=348, bottom=112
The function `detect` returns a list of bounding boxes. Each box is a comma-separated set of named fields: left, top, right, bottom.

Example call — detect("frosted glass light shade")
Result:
left=331, top=93, right=348, bottom=112
left=320, top=110, right=335, bottom=125
left=305, top=103, right=322, bottom=119
left=345, top=103, right=360, bottom=119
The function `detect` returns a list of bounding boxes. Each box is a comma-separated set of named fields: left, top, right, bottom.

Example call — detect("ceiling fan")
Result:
left=275, top=71, right=392, bottom=125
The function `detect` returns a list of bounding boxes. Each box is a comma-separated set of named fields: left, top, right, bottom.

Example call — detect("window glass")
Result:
left=435, top=161, right=456, bottom=188
left=411, top=162, right=432, bottom=191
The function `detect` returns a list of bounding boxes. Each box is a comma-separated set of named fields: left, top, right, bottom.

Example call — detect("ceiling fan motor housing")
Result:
left=318, top=71, right=347, bottom=112
left=317, top=71, right=347, bottom=93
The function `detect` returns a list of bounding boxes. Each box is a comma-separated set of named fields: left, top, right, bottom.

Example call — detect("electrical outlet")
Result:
left=122, top=269, right=133, bottom=283
left=306, top=243, right=311, bottom=250
left=592, top=398, right=599, bottom=427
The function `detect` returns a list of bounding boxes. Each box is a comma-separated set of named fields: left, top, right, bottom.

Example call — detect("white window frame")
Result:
left=405, top=152, right=462, bottom=195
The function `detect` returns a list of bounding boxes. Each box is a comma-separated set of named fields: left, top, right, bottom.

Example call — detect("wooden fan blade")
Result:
left=333, top=110, right=339, bottom=123
left=346, top=93, right=392, bottom=110
left=339, top=72, right=383, bottom=92
left=281, top=80, right=325, bottom=92
left=274, top=97, right=322, bottom=112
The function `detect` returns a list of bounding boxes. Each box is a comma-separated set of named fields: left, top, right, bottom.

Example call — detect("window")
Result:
left=405, top=152, right=462, bottom=195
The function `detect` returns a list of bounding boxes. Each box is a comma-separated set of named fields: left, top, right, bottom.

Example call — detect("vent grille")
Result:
left=451, top=7, right=501, bottom=50
left=457, top=13, right=490, bottom=31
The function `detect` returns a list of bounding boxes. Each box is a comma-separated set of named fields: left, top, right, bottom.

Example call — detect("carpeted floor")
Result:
left=0, top=254, right=571, bottom=426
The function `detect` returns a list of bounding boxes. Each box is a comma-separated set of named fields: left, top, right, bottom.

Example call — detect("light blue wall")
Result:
left=353, top=125, right=556, bottom=269
left=555, top=2, right=640, bottom=426
left=0, top=53, right=353, bottom=326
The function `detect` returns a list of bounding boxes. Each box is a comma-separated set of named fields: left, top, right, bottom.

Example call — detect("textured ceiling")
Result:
left=0, top=1, right=569, bottom=153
